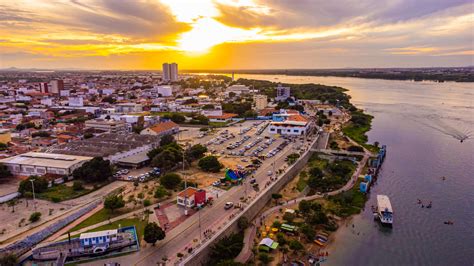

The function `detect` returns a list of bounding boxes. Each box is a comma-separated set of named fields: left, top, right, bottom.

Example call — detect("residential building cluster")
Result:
left=0, top=68, right=333, bottom=184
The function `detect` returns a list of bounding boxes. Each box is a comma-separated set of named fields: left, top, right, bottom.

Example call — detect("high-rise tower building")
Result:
left=162, top=62, right=178, bottom=82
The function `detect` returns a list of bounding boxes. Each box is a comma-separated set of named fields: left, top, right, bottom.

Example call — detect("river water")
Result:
left=230, top=74, right=474, bottom=265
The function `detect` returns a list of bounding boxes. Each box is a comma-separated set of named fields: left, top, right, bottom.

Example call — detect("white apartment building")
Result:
left=85, top=118, right=127, bottom=133
left=254, top=94, right=268, bottom=110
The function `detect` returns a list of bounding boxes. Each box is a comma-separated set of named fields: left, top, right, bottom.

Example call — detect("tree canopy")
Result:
left=104, top=195, right=125, bottom=213
left=144, top=222, right=166, bottom=245
left=187, top=144, right=207, bottom=160
left=18, top=176, right=48, bottom=195
left=198, top=156, right=223, bottom=172
left=159, top=173, right=182, bottom=189
left=0, top=164, right=12, bottom=179
left=72, top=157, right=112, bottom=183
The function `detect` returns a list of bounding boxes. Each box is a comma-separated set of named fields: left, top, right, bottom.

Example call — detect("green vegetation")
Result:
left=160, top=134, right=175, bottom=146
left=73, top=157, right=113, bottom=183
left=0, top=253, right=17, bottom=266
left=104, top=195, right=125, bottom=213
left=307, top=158, right=356, bottom=192
left=222, top=102, right=252, bottom=117
left=198, top=156, right=223, bottom=172
left=342, top=110, right=378, bottom=152
left=149, top=142, right=183, bottom=172
left=297, top=200, right=337, bottom=232
left=38, top=183, right=91, bottom=202
left=18, top=176, right=48, bottom=195
left=208, top=233, right=244, bottom=265
left=0, top=142, right=8, bottom=151
left=296, top=171, right=308, bottom=192
left=0, top=163, right=12, bottom=179
left=327, top=178, right=367, bottom=217
left=144, top=222, right=165, bottom=245
left=70, top=208, right=125, bottom=232
left=29, top=212, right=42, bottom=223
left=187, top=144, right=207, bottom=160
left=31, top=131, right=51, bottom=138
left=154, top=185, right=171, bottom=199
left=159, top=173, right=182, bottom=189
left=286, top=153, right=300, bottom=165
left=76, top=218, right=147, bottom=240
left=237, top=79, right=354, bottom=108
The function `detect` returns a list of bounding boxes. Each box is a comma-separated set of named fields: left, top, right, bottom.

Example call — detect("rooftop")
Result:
left=0, top=152, right=92, bottom=168
left=80, top=229, right=118, bottom=240
left=148, top=121, right=179, bottom=134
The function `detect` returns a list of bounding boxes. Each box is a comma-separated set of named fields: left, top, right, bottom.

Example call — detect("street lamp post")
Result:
left=30, top=179, right=36, bottom=211
left=198, top=206, right=202, bottom=242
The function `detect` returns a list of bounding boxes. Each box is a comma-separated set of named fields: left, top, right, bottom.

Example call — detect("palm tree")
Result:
left=7, top=199, right=17, bottom=213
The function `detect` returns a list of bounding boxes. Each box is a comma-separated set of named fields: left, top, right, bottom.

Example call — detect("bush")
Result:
left=237, top=217, right=249, bottom=230
left=104, top=195, right=125, bottom=213
left=188, top=144, right=207, bottom=160
left=72, top=181, right=83, bottom=191
left=289, top=239, right=304, bottom=251
left=154, top=186, right=170, bottom=199
left=0, top=163, right=12, bottom=179
left=0, top=253, right=17, bottom=266
left=347, top=145, right=364, bottom=152
left=144, top=222, right=166, bottom=245
left=29, top=212, right=42, bottom=223
left=282, top=212, right=295, bottom=223
left=198, top=156, right=223, bottom=172
left=143, top=199, right=151, bottom=207
left=160, top=135, right=175, bottom=146
left=160, top=173, right=182, bottom=189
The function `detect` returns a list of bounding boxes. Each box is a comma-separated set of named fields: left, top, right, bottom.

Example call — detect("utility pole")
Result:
left=30, top=179, right=36, bottom=211
left=183, top=142, right=188, bottom=216
left=198, top=206, right=202, bottom=242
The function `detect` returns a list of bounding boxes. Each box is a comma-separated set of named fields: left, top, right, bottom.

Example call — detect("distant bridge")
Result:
left=310, top=148, right=366, bottom=157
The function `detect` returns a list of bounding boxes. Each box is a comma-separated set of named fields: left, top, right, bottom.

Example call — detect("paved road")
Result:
left=89, top=136, right=314, bottom=266
left=0, top=181, right=127, bottom=248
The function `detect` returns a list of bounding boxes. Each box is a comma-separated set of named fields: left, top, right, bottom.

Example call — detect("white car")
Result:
left=224, top=202, right=234, bottom=210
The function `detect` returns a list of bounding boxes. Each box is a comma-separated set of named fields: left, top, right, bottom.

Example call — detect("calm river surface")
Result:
left=232, top=74, right=474, bottom=266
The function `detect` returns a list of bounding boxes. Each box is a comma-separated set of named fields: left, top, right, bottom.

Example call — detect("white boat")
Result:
left=376, top=195, right=393, bottom=225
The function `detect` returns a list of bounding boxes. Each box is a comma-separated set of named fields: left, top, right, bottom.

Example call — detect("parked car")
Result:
left=224, top=202, right=234, bottom=210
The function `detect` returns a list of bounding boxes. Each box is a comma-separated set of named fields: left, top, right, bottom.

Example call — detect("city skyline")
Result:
left=1, top=0, right=473, bottom=70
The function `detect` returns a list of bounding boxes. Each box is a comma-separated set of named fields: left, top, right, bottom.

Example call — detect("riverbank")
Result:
left=226, top=74, right=474, bottom=265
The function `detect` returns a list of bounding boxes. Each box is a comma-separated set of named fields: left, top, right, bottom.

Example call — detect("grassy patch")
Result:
left=209, top=122, right=229, bottom=127
left=38, top=184, right=91, bottom=202
left=326, top=178, right=367, bottom=217
left=70, top=208, right=127, bottom=232
left=296, top=172, right=308, bottom=192
left=342, top=111, right=379, bottom=153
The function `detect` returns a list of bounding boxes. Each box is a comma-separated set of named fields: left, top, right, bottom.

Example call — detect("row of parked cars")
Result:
left=255, top=122, right=269, bottom=135
left=265, top=140, right=290, bottom=158
left=227, top=135, right=251, bottom=150
left=249, top=137, right=276, bottom=157
left=207, top=133, right=236, bottom=146
left=119, top=167, right=161, bottom=182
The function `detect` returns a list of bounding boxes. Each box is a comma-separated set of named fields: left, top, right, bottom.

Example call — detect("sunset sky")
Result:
left=1, top=0, right=473, bottom=70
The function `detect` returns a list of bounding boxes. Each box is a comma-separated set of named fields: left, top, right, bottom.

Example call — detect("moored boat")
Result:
left=376, top=195, right=393, bottom=226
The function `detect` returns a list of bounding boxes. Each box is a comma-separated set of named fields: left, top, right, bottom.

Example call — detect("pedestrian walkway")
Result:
left=235, top=149, right=370, bottom=263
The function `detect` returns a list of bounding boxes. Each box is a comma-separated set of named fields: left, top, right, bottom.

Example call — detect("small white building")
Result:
left=80, top=229, right=118, bottom=248
left=268, top=110, right=311, bottom=136
left=154, top=85, right=173, bottom=97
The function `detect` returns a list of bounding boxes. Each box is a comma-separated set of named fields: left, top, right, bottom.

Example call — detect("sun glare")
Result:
left=177, top=18, right=260, bottom=53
